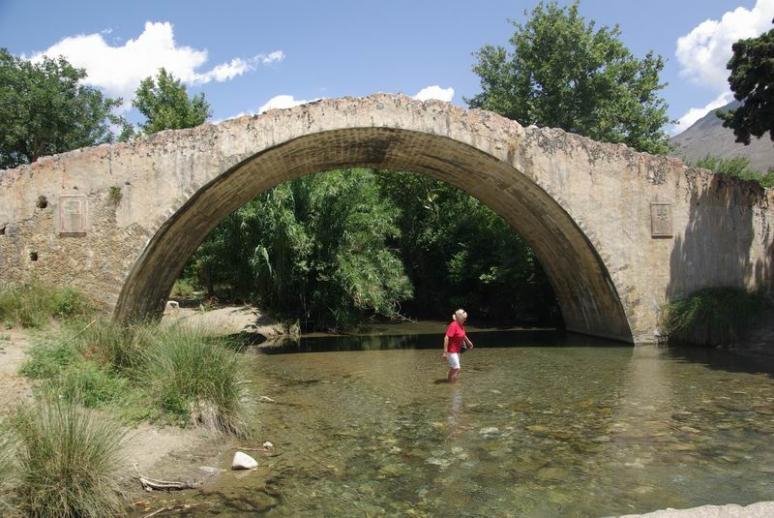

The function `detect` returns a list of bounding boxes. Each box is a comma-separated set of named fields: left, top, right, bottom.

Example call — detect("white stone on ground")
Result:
left=231, top=451, right=258, bottom=470
left=615, top=501, right=774, bottom=518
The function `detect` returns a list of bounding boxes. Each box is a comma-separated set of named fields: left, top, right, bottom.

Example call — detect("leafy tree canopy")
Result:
left=718, top=19, right=774, bottom=144
left=182, top=169, right=559, bottom=330
left=468, top=1, right=672, bottom=155
left=132, top=68, right=211, bottom=135
left=0, top=49, right=125, bottom=169
left=187, top=169, right=413, bottom=330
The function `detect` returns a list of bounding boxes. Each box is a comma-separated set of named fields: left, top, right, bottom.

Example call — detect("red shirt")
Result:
left=445, top=320, right=466, bottom=353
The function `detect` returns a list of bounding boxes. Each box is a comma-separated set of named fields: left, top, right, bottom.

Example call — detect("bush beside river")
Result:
left=662, top=287, right=771, bottom=350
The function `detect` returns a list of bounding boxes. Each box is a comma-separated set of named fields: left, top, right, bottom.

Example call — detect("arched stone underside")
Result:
left=1, top=94, right=773, bottom=344
left=115, top=127, right=632, bottom=341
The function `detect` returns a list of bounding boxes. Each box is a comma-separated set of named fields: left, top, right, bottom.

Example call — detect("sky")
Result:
left=1, top=0, right=772, bottom=135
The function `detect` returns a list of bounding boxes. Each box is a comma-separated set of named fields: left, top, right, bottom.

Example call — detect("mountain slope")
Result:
left=670, top=101, right=774, bottom=172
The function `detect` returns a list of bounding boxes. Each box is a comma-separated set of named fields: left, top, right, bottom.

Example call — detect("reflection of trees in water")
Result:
left=259, top=329, right=621, bottom=355
left=262, top=333, right=418, bottom=353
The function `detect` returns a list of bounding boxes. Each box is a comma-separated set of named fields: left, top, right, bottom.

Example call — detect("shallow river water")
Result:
left=145, top=329, right=774, bottom=517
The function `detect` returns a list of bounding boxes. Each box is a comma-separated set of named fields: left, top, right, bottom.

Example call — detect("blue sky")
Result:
left=1, top=0, right=772, bottom=134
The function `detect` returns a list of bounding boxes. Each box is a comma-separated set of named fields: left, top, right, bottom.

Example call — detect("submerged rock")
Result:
left=232, top=451, right=258, bottom=470
left=536, top=466, right=568, bottom=481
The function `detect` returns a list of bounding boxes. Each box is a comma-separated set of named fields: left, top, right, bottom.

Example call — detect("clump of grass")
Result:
left=142, top=327, right=251, bottom=436
left=108, top=185, right=122, bottom=206
left=0, top=427, right=16, bottom=515
left=9, top=399, right=126, bottom=517
left=20, top=319, right=252, bottom=435
left=0, top=283, right=93, bottom=328
left=662, top=287, right=768, bottom=347
left=70, top=319, right=152, bottom=371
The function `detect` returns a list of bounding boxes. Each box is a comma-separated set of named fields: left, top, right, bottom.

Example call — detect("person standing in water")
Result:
left=442, top=309, right=474, bottom=383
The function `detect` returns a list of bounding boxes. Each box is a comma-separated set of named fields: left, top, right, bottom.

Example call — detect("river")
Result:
left=138, top=325, right=774, bottom=517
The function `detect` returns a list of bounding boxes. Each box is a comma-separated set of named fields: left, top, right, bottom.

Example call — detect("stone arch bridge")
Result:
left=1, top=94, right=772, bottom=343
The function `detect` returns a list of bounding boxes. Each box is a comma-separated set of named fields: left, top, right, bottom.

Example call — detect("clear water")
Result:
left=141, top=330, right=774, bottom=517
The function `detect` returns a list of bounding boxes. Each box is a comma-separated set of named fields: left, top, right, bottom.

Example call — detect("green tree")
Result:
left=133, top=68, right=211, bottom=134
left=718, top=19, right=774, bottom=144
left=376, top=171, right=558, bottom=324
left=468, top=1, right=671, bottom=155
left=187, top=169, right=413, bottom=330
left=0, top=49, right=125, bottom=169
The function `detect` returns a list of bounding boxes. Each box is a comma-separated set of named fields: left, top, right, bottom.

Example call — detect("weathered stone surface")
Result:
left=615, top=501, right=774, bottom=518
left=0, top=94, right=772, bottom=343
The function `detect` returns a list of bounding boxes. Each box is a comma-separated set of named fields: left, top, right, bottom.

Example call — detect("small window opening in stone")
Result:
left=0, top=224, right=5, bottom=236
left=30, top=251, right=38, bottom=261
left=36, top=196, right=48, bottom=209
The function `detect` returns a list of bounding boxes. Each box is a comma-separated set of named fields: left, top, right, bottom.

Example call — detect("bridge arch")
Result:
left=114, top=123, right=632, bottom=341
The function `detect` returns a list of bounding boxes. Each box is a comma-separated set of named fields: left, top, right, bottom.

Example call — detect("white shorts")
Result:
left=447, top=352, right=460, bottom=370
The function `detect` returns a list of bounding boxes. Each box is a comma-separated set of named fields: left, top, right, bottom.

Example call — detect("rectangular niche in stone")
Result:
left=650, top=203, right=672, bottom=238
left=58, top=195, right=88, bottom=237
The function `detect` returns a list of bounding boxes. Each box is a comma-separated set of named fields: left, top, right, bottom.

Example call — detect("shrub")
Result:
left=695, top=155, right=774, bottom=189
left=141, top=327, right=251, bottom=436
left=9, top=399, right=126, bottom=517
left=662, top=287, right=768, bottom=347
left=170, top=278, right=198, bottom=299
left=52, top=288, right=92, bottom=319
left=50, top=361, right=129, bottom=409
left=20, top=338, right=80, bottom=379
left=0, top=283, right=92, bottom=328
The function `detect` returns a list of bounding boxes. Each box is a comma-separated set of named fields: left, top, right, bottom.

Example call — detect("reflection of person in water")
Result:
left=447, top=384, right=464, bottom=433
left=442, top=309, right=474, bottom=383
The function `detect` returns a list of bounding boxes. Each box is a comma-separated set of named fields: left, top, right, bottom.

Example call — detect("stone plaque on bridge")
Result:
left=650, top=203, right=672, bottom=238
left=58, top=195, right=88, bottom=237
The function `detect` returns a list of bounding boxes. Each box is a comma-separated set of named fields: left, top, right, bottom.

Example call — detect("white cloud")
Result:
left=413, top=85, right=454, bottom=102
left=673, top=0, right=774, bottom=135
left=28, top=21, right=284, bottom=109
left=259, top=51, right=285, bottom=65
left=217, top=94, right=317, bottom=121
left=672, top=91, right=735, bottom=134
left=676, top=0, right=774, bottom=89
left=257, top=94, right=314, bottom=113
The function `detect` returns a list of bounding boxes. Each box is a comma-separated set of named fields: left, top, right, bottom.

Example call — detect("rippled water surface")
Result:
left=151, top=330, right=774, bottom=517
